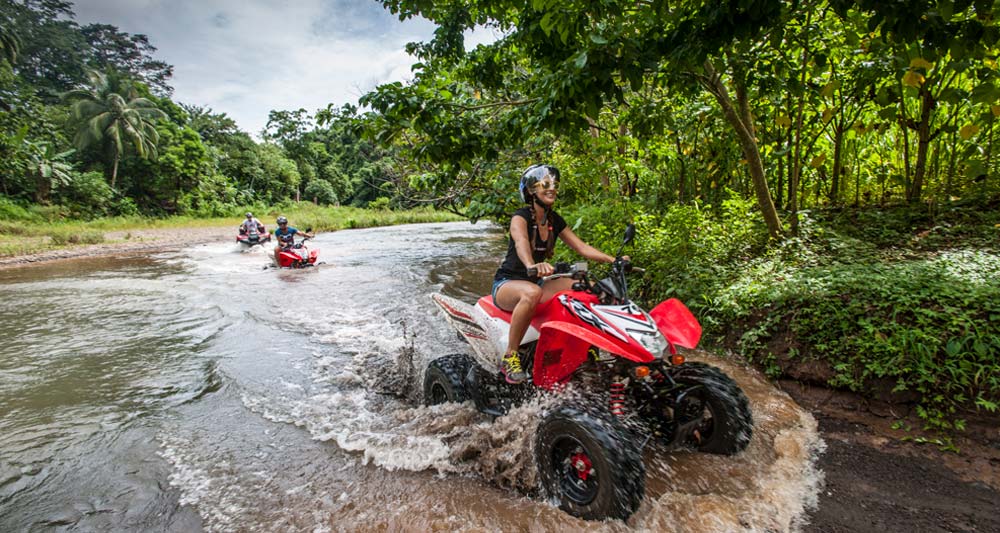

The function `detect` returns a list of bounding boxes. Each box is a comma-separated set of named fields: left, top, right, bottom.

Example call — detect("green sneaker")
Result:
left=501, top=350, right=527, bottom=384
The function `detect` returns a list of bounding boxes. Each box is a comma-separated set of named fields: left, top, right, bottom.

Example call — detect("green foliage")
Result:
left=304, top=179, right=338, bottom=205
left=172, top=174, right=236, bottom=217
left=367, top=197, right=391, bottom=210
left=54, top=170, right=114, bottom=217
left=712, top=215, right=1000, bottom=432
left=563, top=192, right=767, bottom=319
left=0, top=197, right=38, bottom=221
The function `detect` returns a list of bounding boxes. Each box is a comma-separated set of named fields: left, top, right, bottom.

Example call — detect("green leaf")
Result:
left=540, top=12, right=555, bottom=35
left=970, top=83, right=999, bottom=104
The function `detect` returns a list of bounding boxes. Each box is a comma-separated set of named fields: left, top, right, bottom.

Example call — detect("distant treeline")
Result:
left=0, top=0, right=407, bottom=220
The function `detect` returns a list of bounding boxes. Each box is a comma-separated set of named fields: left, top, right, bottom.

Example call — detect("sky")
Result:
left=71, top=0, right=492, bottom=136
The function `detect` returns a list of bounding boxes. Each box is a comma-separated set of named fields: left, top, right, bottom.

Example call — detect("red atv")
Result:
left=427, top=224, right=752, bottom=521
left=273, top=229, right=320, bottom=268
left=236, top=224, right=271, bottom=250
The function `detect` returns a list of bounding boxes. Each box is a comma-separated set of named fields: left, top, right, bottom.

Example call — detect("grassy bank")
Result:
left=0, top=202, right=464, bottom=257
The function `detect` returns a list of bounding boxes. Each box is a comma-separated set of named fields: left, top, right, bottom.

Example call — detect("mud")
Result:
left=780, top=381, right=1000, bottom=532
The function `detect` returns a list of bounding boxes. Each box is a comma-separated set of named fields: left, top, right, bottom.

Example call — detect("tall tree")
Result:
left=81, top=24, right=174, bottom=96
left=181, top=103, right=241, bottom=144
left=65, top=70, right=166, bottom=188
left=0, top=0, right=89, bottom=96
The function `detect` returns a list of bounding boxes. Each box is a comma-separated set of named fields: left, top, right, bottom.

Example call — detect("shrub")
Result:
left=304, top=179, right=338, bottom=205
left=56, top=171, right=115, bottom=218
left=367, top=197, right=390, bottom=210
left=0, top=198, right=39, bottom=222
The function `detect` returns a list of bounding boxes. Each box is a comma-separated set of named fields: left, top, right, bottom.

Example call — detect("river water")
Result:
left=0, top=221, right=824, bottom=532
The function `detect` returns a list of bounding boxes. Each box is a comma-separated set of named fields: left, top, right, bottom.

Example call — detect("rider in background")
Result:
left=492, top=164, right=622, bottom=383
left=273, top=216, right=313, bottom=256
left=240, top=212, right=265, bottom=235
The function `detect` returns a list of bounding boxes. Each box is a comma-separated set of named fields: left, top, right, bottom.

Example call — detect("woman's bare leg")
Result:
left=495, top=280, right=542, bottom=355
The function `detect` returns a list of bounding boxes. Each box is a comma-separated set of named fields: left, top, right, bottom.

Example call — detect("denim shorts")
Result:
left=491, top=277, right=544, bottom=307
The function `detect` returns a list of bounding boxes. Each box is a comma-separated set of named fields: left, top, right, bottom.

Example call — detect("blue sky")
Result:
left=72, top=0, right=494, bottom=136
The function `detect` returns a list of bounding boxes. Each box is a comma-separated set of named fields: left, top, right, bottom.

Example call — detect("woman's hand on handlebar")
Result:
left=529, top=262, right=555, bottom=277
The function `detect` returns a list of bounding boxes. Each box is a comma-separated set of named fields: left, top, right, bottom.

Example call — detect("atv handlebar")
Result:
left=527, top=261, right=579, bottom=279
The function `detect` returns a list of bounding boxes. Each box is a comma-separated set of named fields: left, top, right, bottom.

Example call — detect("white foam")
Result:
left=157, top=434, right=248, bottom=532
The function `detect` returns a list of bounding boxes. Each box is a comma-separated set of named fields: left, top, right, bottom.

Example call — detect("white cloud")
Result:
left=71, top=0, right=439, bottom=135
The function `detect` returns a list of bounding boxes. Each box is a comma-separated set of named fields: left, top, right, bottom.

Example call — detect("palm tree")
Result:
left=64, top=70, right=166, bottom=189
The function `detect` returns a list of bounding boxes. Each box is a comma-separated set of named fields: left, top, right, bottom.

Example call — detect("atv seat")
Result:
left=477, top=296, right=513, bottom=321
left=477, top=292, right=563, bottom=323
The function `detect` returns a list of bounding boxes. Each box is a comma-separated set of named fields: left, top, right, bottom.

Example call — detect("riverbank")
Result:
left=783, top=379, right=1000, bottom=532
left=0, top=225, right=233, bottom=269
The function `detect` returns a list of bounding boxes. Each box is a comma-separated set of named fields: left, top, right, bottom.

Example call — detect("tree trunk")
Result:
left=789, top=92, right=805, bottom=233
left=815, top=165, right=828, bottom=205
left=899, top=95, right=912, bottom=200
left=830, top=122, right=844, bottom=205
left=987, top=113, right=995, bottom=186
left=776, top=132, right=784, bottom=208
left=35, top=173, right=50, bottom=204
left=674, top=135, right=686, bottom=203
left=701, top=60, right=782, bottom=240
left=587, top=117, right=610, bottom=188
left=110, top=152, right=120, bottom=190
left=910, top=86, right=934, bottom=203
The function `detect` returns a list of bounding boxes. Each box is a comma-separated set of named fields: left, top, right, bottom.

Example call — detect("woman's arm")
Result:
left=559, top=227, right=615, bottom=263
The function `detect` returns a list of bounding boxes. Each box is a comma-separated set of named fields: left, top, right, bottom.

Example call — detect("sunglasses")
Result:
left=534, top=179, right=559, bottom=191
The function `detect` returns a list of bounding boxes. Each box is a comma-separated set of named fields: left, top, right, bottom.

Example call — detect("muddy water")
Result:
left=0, top=222, right=823, bottom=532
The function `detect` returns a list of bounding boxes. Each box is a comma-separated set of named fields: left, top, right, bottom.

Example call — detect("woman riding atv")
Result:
left=493, top=164, right=625, bottom=383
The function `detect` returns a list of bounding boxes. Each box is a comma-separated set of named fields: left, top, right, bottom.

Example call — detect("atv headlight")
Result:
left=636, top=330, right=668, bottom=358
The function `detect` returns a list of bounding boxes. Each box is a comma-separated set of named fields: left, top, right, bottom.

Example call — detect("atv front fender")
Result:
left=649, top=298, right=702, bottom=349
left=534, top=321, right=653, bottom=389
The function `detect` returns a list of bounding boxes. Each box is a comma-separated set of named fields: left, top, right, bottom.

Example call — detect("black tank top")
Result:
left=494, top=206, right=567, bottom=281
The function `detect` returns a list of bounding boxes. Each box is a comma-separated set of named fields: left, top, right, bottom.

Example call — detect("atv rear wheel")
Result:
left=423, top=354, right=473, bottom=406
left=535, top=404, right=644, bottom=521
left=672, top=362, right=753, bottom=454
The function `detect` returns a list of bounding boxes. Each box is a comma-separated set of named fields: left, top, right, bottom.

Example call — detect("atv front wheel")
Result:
left=423, top=354, right=473, bottom=406
left=672, top=362, right=753, bottom=454
left=535, top=405, right=644, bottom=521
